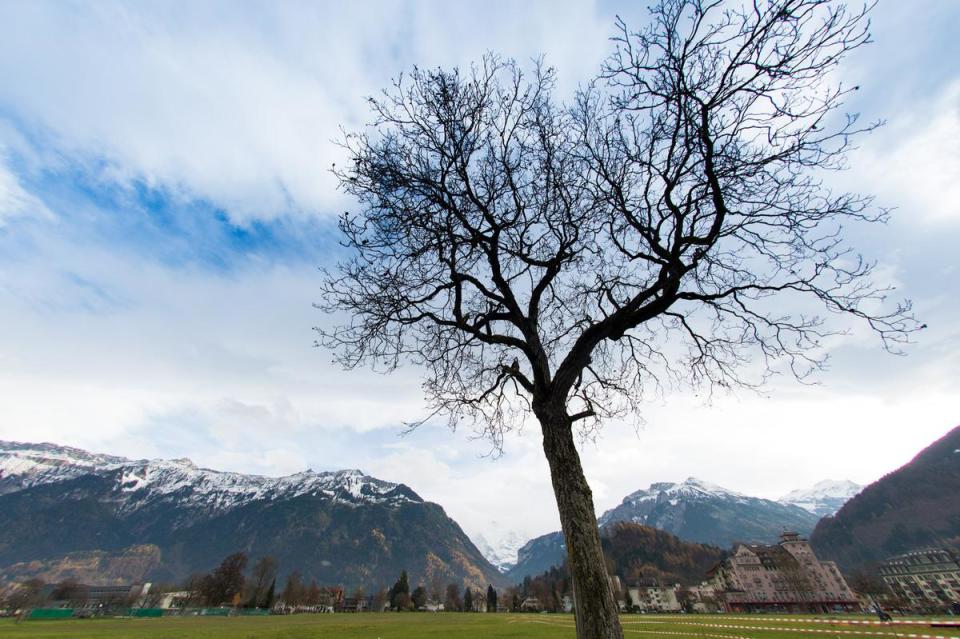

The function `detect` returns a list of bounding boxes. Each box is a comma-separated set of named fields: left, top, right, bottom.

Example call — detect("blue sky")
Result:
left=1, top=1, right=958, bottom=546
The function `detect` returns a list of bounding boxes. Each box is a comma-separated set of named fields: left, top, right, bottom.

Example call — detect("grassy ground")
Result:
left=2, top=613, right=960, bottom=639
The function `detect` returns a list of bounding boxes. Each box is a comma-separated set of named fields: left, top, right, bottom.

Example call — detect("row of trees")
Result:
left=182, top=552, right=278, bottom=608
left=386, top=570, right=498, bottom=612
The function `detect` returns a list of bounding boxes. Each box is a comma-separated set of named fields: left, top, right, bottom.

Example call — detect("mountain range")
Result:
left=6, top=429, right=945, bottom=590
left=505, top=476, right=858, bottom=580
left=0, top=441, right=504, bottom=590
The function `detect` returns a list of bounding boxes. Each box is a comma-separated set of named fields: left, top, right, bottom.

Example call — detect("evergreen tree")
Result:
left=264, top=577, right=276, bottom=610
left=462, top=587, right=473, bottom=612
left=486, top=584, right=497, bottom=612
left=389, top=570, right=410, bottom=611
left=411, top=585, right=427, bottom=610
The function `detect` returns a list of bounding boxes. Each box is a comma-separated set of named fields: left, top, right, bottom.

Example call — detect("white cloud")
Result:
left=0, top=1, right=610, bottom=223
left=852, top=80, right=960, bottom=225
left=0, top=156, right=53, bottom=227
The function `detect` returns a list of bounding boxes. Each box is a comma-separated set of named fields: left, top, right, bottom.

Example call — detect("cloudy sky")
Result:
left=1, top=1, right=958, bottom=549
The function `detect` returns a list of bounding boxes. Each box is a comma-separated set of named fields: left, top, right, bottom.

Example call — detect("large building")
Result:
left=879, top=548, right=960, bottom=612
left=626, top=582, right=682, bottom=612
left=708, top=532, right=859, bottom=613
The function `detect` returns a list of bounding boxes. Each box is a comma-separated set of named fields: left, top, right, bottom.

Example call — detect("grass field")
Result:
left=2, top=613, right=960, bottom=639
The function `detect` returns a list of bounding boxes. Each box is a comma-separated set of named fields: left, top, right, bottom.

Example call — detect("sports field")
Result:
left=1, top=613, right=959, bottom=639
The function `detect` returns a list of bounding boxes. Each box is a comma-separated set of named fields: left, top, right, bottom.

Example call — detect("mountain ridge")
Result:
left=0, top=440, right=422, bottom=511
left=0, top=440, right=503, bottom=590
left=811, top=425, right=960, bottom=572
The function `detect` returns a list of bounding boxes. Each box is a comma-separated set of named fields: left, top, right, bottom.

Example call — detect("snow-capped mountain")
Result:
left=471, top=522, right=531, bottom=571
left=0, top=441, right=127, bottom=495
left=0, top=440, right=421, bottom=514
left=506, top=477, right=821, bottom=580
left=778, top=479, right=862, bottom=517
left=605, top=477, right=750, bottom=510
left=598, top=477, right=818, bottom=548
left=0, top=440, right=503, bottom=590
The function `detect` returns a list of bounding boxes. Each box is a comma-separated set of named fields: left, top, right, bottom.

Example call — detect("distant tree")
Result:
left=350, top=586, right=367, bottom=602
left=264, top=578, right=277, bottom=610
left=182, top=573, right=208, bottom=607
left=200, top=551, right=248, bottom=606
left=246, top=555, right=278, bottom=608
left=281, top=571, right=305, bottom=608
left=411, top=585, right=427, bottom=610
left=389, top=570, right=411, bottom=611
left=372, top=587, right=390, bottom=612
left=51, top=580, right=89, bottom=606
left=848, top=568, right=891, bottom=611
left=624, top=588, right=634, bottom=613
left=462, top=588, right=473, bottom=613
left=320, top=2, right=916, bottom=637
left=305, top=580, right=322, bottom=607
left=486, top=584, right=498, bottom=612
left=499, top=585, right=520, bottom=612
left=428, top=574, right=444, bottom=605
left=394, top=591, right=414, bottom=611
left=3, top=578, right=46, bottom=610
left=474, top=589, right=487, bottom=612
left=444, top=583, right=462, bottom=612
left=521, top=576, right=532, bottom=600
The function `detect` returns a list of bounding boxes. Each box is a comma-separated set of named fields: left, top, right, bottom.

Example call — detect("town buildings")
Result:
left=879, top=548, right=960, bottom=612
left=707, top=532, right=859, bottom=613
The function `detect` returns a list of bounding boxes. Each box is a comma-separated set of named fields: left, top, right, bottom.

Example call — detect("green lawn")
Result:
left=2, top=613, right=959, bottom=639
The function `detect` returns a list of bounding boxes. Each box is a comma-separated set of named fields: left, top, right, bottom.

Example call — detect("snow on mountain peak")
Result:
left=778, top=479, right=862, bottom=517
left=622, top=477, right=746, bottom=505
left=471, top=521, right=532, bottom=572
left=0, top=440, right=421, bottom=513
left=0, top=440, right=129, bottom=495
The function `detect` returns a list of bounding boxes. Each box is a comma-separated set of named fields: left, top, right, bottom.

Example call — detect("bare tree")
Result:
left=318, top=2, right=915, bottom=637
left=246, top=555, right=278, bottom=608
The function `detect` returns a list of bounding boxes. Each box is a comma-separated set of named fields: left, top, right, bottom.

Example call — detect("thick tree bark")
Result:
left=538, top=405, right=623, bottom=639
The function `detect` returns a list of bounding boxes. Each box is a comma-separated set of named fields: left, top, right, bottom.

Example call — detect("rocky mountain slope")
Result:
left=811, top=426, right=960, bottom=572
left=0, top=441, right=504, bottom=590
left=507, top=523, right=725, bottom=586
left=601, top=522, right=726, bottom=586
left=779, top=479, right=862, bottom=517
left=505, top=531, right=567, bottom=582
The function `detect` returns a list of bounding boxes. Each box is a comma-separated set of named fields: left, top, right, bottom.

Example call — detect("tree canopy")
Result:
left=319, top=0, right=915, bottom=450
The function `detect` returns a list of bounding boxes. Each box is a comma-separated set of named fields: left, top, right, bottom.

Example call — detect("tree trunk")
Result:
left=539, top=406, right=623, bottom=639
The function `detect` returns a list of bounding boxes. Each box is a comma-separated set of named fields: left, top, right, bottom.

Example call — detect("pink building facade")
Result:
left=708, top=532, right=859, bottom=613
